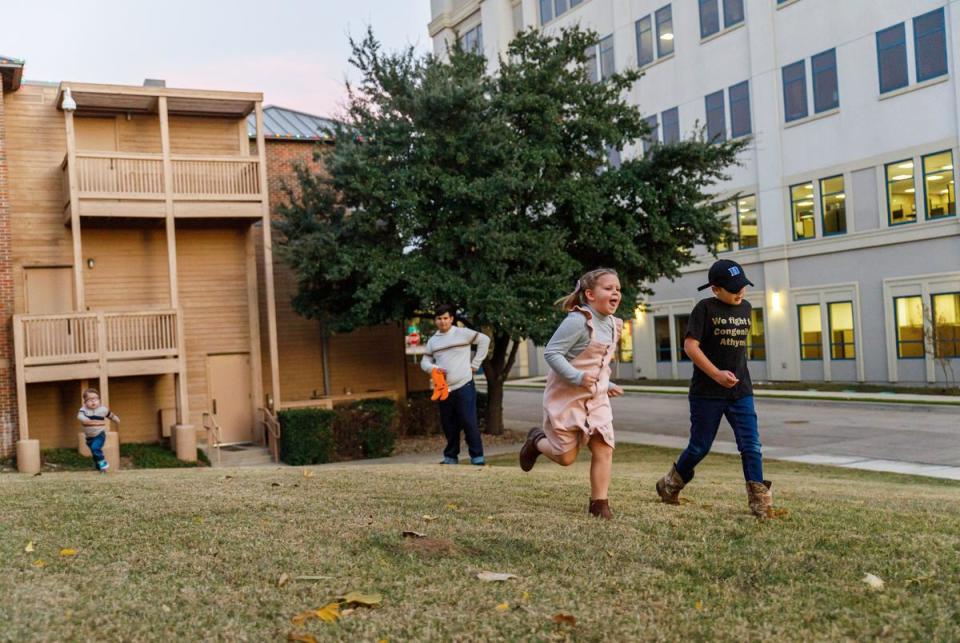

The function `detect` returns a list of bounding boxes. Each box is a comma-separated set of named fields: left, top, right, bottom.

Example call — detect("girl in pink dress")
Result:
left=519, top=268, right=625, bottom=519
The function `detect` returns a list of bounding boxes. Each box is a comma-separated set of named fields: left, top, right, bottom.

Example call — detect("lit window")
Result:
left=655, top=5, right=674, bottom=58
left=932, top=292, right=960, bottom=358
left=619, top=320, right=634, bottom=362
left=748, top=308, right=765, bottom=360
left=820, top=175, right=846, bottom=235
left=705, top=90, right=726, bottom=143
left=790, top=182, right=816, bottom=240
left=876, top=23, right=908, bottom=94
left=654, top=316, right=671, bottom=362
left=675, top=314, right=691, bottom=361
left=635, top=16, right=654, bottom=67
left=914, top=8, right=948, bottom=83
left=782, top=60, right=808, bottom=122
left=922, top=150, right=955, bottom=219
left=828, top=301, right=855, bottom=360
left=798, top=304, right=823, bottom=360
left=811, top=48, right=839, bottom=113
left=737, top=195, right=758, bottom=249
left=894, top=296, right=924, bottom=358
left=661, top=107, right=680, bottom=144
left=886, top=159, right=916, bottom=225
left=715, top=209, right=732, bottom=253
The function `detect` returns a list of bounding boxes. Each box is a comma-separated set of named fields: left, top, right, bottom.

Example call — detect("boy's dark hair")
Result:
left=434, top=304, right=456, bottom=318
left=82, top=387, right=100, bottom=400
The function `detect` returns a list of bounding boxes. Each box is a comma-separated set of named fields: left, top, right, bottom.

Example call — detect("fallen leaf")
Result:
left=24, top=541, right=34, bottom=553
left=521, top=591, right=530, bottom=603
left=315, top=602, right=341, bottom=623
left=277, top=573, right=290, bottom=588
left=293, top=575, right=332, bottom=581
left=695, top=600, right=703, bottom=610
left=605, top=550, right=614, bottom=558
left=770, top=507, right=790, bottom=518
left=422, top=515, right=438, bottom=521
left=476, top=571, right=518, bottom=582
left=271, top=482, right=281, bottom=487
left=194, top=516, right=203, bottom=524
left=445, top=503, right=458, bottom=510
left=679, top=498, right=693, bottom=505
left=402, top=531, right=426, bottom=539
left=223, top=475, right=233, bottom=480
left=59, top=548, right=78, bottom=557
left=161, top=604, right=171, bottom=613
left=302, top=470, right=314, bottom=479
left=290, top=610, right=316, bottom=626
left=340, top=608, right=355, bottom=617
left=287, top=633, right=318, bottom=643
left=33, top=559, right=45, bottom=568
left=863, top=573, right=885, bottom=590
left=339, top=592, right=382, bottom=607
left=495, top=602, right=510, bottom=612
left=552, top=613, right=576, bottom=626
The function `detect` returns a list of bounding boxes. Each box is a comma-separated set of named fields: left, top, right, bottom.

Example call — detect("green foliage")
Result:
left=280, top=399, right=398, bottom=464
left=41, top=448, right=93, bottom=470
left=39, top=443, right=207, bottom=471
left=279, top=408, right=336, bottom=465
left=400, top=391, right=489, bottom=436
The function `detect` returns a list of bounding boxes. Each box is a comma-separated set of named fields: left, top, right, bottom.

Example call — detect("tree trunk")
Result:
left=483, top=333, right=520, bottom=435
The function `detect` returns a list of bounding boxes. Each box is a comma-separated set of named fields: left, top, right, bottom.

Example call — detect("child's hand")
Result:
left=580, top=373, right=598, bottom=390
left=713, top=370, right=740, bottom=388
left=608, top=384, right=624, bottom=398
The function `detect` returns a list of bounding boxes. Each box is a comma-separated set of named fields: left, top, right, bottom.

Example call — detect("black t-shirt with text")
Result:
left=684, top=297, right=753, bottom=399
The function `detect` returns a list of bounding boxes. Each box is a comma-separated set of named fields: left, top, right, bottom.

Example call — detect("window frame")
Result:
left=705, top=89, right=726, bottom=143
left=931, top=291, right=960, bottom=359
left=885, top=158, right=917, bottom=226
left=722, top=0, right=744, bottom=28
left=736, top=194, right=758, bottom=249
left=782, top=60, right=808, bottom=122
left=655, top=5, right=674, bottom=58
left=827, top=300, right=856, bottom=361
left=661, top=106, right=680, bottom=144
left=913, top=7, right=948, bottom=84
left=599, top=34, right=615, bottom=81
left=747, top=307, right=766, bottom=361
left=876, top=22, right=909, bottom=94
left=675, top=314, right=691, bottom=362
left=642, top=114, right=659, bottom=154
left=921, top=149, right=956, bottom=221
left=618, top=319, right=635, bottom=363
left=654, top=315, right=672, bottom=362
left=797, top=303, right=824, bottom=361
left=728, top=80, right=751, bottom=138
left=893, top=295, right=925, bottom=359
left=819, top=174, right=847, bottom=237
left=790, top=181, right=816, bottom=241
left=811, top=48, right=839, bottom=113
left=539, top=0, right=554, bottom=25
left=698, top=0, right=720, bottom=39
left=635, top=15, right=654, bottom=67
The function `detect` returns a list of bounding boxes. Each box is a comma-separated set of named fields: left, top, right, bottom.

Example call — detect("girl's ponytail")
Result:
left=555, top=268, right=619, bottom=312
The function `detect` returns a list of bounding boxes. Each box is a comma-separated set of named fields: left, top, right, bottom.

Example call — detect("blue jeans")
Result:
left=438, top=381, right=484, bottom=460
left=85, top=431, right=107, bottom=470
left=676, top=395, right=764, bottom=483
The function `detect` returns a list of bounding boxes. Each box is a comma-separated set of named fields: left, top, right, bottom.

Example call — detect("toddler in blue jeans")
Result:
left=77, top=387, right=120, bottom=473
left=655, top=259, right=775, bottom=518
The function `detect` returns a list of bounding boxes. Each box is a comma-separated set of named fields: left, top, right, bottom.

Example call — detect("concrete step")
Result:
left=203, top=444, right=277, bottom=467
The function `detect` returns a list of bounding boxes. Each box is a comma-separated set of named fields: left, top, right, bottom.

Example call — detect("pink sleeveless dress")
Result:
left=542, top=306, right=622, bottom=453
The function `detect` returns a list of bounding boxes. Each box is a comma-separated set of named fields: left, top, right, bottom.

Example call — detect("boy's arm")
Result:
left=470, top=331, right=491, bottom=371
left=683, top=338, right=739, bottom=388
left=107, top=411, right=120, bottom=423
left=420, top=338, right=438, bottom=374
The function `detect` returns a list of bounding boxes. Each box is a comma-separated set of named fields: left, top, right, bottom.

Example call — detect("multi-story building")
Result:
left=428, top=0, right=960, bottom=386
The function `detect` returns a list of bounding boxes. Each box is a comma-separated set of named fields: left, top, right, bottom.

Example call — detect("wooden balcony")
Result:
left=13, top=310, right=182, bottom=383
left=62, top=152, right=263, bottom=221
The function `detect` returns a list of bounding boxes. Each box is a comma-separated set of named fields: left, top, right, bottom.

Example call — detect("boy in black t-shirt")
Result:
left=655, top=259, right=774, bottom=518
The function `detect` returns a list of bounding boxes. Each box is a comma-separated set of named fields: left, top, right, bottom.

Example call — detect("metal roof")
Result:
left=247, top=105, right=336, bottom=141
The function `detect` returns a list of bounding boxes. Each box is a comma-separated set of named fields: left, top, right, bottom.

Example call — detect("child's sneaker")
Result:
left=439, top=457, right=458, bottom=465
left=98, top=461, right=109, bottom=473
left=470, top=456, right=485, bottom=466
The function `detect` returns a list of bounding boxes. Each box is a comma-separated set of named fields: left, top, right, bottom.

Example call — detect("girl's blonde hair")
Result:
left=555, top=268, right=619, bottom=312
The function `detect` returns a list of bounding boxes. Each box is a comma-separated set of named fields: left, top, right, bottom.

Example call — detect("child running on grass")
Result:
left=77, top=387, right=119, bottom=473
left=655, top=259, right=775, bottom=518
left=519, top=268, right=624, bottom=519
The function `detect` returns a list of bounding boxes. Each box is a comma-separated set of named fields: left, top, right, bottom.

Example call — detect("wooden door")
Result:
left=24, top=267, right=74, bottom=314
left=207, top=353, right=253, bottom=444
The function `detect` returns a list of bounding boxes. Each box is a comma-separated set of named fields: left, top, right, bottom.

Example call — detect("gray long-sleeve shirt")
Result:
left=543, top=306, right=616, bottom=385
left=420, top=326, right=491, bottom=392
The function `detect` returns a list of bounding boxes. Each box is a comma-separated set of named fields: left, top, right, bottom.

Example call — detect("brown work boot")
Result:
left=519, top=427, right=545, bottom=472
left=655, top=464, right=687, bottom=505
left=746, top=480, right=774, bottom=519
left=588, top=498, right=613, bottom=520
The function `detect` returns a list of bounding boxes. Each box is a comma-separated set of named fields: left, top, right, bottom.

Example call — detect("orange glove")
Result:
left=431, top=368, right=450, bottom=401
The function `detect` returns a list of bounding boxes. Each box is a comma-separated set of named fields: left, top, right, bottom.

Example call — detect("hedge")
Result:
left=279, top=397, right=398, bottom=465
left=279, top=408, right=335, bottom=465
left=400, top=390, right=488, bottom=436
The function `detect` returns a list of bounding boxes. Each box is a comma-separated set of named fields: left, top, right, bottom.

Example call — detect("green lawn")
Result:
left=1, top=445, right=958, bottom=641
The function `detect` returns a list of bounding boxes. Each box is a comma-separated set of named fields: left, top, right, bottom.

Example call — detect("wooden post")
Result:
left=245, top=227, right=265, bottom=443
left=158, top=97, right=178, bottom=309
left=12, top=318, right=28, bottom=441
left=63, top=109, right=85, bottom=310
left=175, top=312, right=189, bottom=425
left=96, top=312, right=109, bottom=405
left=255, top=102, right=281, bottom=408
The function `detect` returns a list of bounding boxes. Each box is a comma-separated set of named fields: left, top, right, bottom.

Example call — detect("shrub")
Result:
left=278, top=408, right=335, bottom=465
left=400, top=389, right=490, bottom=436
left=120, top=443, right=207, bottom=469
left=333, top=398, right=398, bottom=460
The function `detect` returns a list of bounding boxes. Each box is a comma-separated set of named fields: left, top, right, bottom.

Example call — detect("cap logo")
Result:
left=727, top=266, right=741, bottom=277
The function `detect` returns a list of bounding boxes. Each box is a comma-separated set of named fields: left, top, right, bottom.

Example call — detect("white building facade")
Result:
left=428, top=0, right=960, bottom=385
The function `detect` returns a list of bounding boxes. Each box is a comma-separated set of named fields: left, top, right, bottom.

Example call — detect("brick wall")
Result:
left=0, top=89, right=17, bottom=456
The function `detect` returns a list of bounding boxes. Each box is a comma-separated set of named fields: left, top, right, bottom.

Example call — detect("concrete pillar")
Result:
left=174, top=424, right=196, bottom=462
left=16, top=439, right=40, bottom=474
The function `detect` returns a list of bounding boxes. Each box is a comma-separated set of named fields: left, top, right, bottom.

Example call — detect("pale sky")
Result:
left=0, top=0, right=433, bottom=119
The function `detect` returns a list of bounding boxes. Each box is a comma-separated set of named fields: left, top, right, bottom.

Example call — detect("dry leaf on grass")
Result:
left=33, top=559, right=45, bottom=568
left=24, top=541, right=34, bottom=553
left=863, top=573, right=885, bottom=590
left=277, top=573, right=290, bottom=588
left=476, top=571, right=518, bottom=582
left=401, top=530, right=426, bottom=538
left=161, top=604, right=171, bottom=613
left=294, top=575, right=332, bottom=581
left=287, top=633, right=317, bottom=643
left=422, top=515, right=438, bottom=522
left=445, top=503, right=458, bottom=510
left=552, top=613, right=576, bottom=626
left=521, top=591, right=530, bottom=603
left=302, top=470, right=314, bottom=479
left=338, top=592, right=382, bottom=608
left=59, top=548, right=77, bottom=557
left=495, top=602, right=510, bottom=612
left=291, top=602, right=341, bottom=625
left=695, top=600, right=703, bottom=610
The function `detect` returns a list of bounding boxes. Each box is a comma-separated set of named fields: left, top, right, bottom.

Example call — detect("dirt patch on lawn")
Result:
left=401, top=537, right=458, bottom=557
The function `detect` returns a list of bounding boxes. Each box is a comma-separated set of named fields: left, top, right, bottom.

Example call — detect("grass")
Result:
left=37, top=443, right=209, bottom=472
left=1, top=445, right=958, bottom=641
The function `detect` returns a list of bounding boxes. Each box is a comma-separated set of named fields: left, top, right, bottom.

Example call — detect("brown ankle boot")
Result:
left=519, top=427, right=546, bottom=472
left=746, top=480, right=773, bottom=518
left=588, top=498, right=613, bottom=520
left=655, top=464, right=687, bottom=505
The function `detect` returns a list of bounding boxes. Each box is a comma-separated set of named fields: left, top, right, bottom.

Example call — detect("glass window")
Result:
left=877, top=23, right=908, bottom=94
left=655, top=316, right=671, bottom=362
left=675, top=314, right=691, bottom=361
left=811, top=49, right=839, bottom=113
left=894, top=296, right=925, bottom=358
left=699, top=0, right=720, bottom=39
left=619, top=320, right=634, bottom=362
left=932, top=292, right=960, bottom=358
left=798, top=304, right=823, bottom=360
left=782, top=60, right=808, bottom=122
left=715, top=210, right=732, bottom=253
left=606, top=146, right=622, bottom=169
left=539, top=0, right=553, bottom=24
left=748, top=308, right=765, bottom=361
left=655, top=5, right=674, bottom=58
left=914, top=8, right=948, bottom=83
left=642, top=115, right=659, bottom=154
left=571, top=0, right=582, bottom=5
left=737, top=195, right=758, bottom=248
left=554, top=0, right=568, bottom=16
left=705, top=90, right=726, bottom=143
left=790, top=182, right=816, bottom=240
left=636, top=16, right=654, bottom=67
left=820, top=175, right=846, bottom=235
left=723, top=0, right=744, bottom=27
left=512, top=3, right=523, bottom=34
left=661, top=107, right=680, bottom=144
left=728, top=80, right=751, bottom=138
left=828, top=301, right=856, bottom=360
left=460, top=25, right=483, bottom=54
left=886, top=159, right=916, bottom=225
left=922, top=150, right=955, bottom=219
left=599, top=35, right=615, bottom=80
left=585, top=44, right=599, bottom=83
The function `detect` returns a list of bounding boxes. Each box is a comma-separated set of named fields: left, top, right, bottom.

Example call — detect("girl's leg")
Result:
left=536, top=437, right=579, bottom=466
left=587, top=433, right=613, bottom=500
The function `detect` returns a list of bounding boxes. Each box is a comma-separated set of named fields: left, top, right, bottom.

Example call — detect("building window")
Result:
left=728, top=80, right=751, bottom=138
left=705, top=90, right=726, bottom=143
left=555, top=0, right=568, bottom=15
left=820, top=175, right=846, bottom=235
left=661, top=107, right=680, bottom=144
left=723, top=0, right=744, bottom=27
left=894, top=296, right=924, bottom=358
left=655, top=315, right=671, bottom=362
left=886, top=159, right=916, bottom=225
left=877, top=23, right=908, bottom=94
left=619, top=319, right=634, bottom=362
left=782, top=60, right=808, bottom=122
left=642, top=115, right=659, bottom=154
left=914, top=8, right=948, bottom=83
left=748, top=308, right=765, bottom=360
left=459, top=24, right=483, bottom=54
left=790, top=182, right=815, bottom=240
left=828, top=301, right=856, bottom=360
left=737, top=195, right=758, bottom=248
left=539, top=0, right=553, bottom=25
left=922, top=150, right=955, bottom=219
left=636, top=16, right=654, bottom=67
left=715, top=209, right=732, bottom=253
left=932, top=292, right=960, bottom=358
left=699, top=0, right=721, bottom=39
left=675, top=314, right=691, bottom=361
left=599, top=35, right=615, bottom=80
left=811, top=48, right=839, bottom=113
left=585, top=44, right=599, bottom=83
left=798, top=304, right=823, bottom=360
left=655, top=5, right=675, bottom=58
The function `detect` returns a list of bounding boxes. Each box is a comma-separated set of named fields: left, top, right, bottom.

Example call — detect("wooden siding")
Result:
left=83, top=226, right=171, bottom=310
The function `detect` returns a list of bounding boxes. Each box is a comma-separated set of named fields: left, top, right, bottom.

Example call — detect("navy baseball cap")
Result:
left=697, top=259, right=754, bottom=292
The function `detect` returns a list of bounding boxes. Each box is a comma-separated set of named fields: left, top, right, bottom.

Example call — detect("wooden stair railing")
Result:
left=260, top=407, right=281, bottom=463
left=201, top=412, right=223, bottom=467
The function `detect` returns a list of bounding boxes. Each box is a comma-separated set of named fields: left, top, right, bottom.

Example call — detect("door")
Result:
left=24, top=267, right=74, bottom=314
left=207, top=353, right=253, bottom=444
